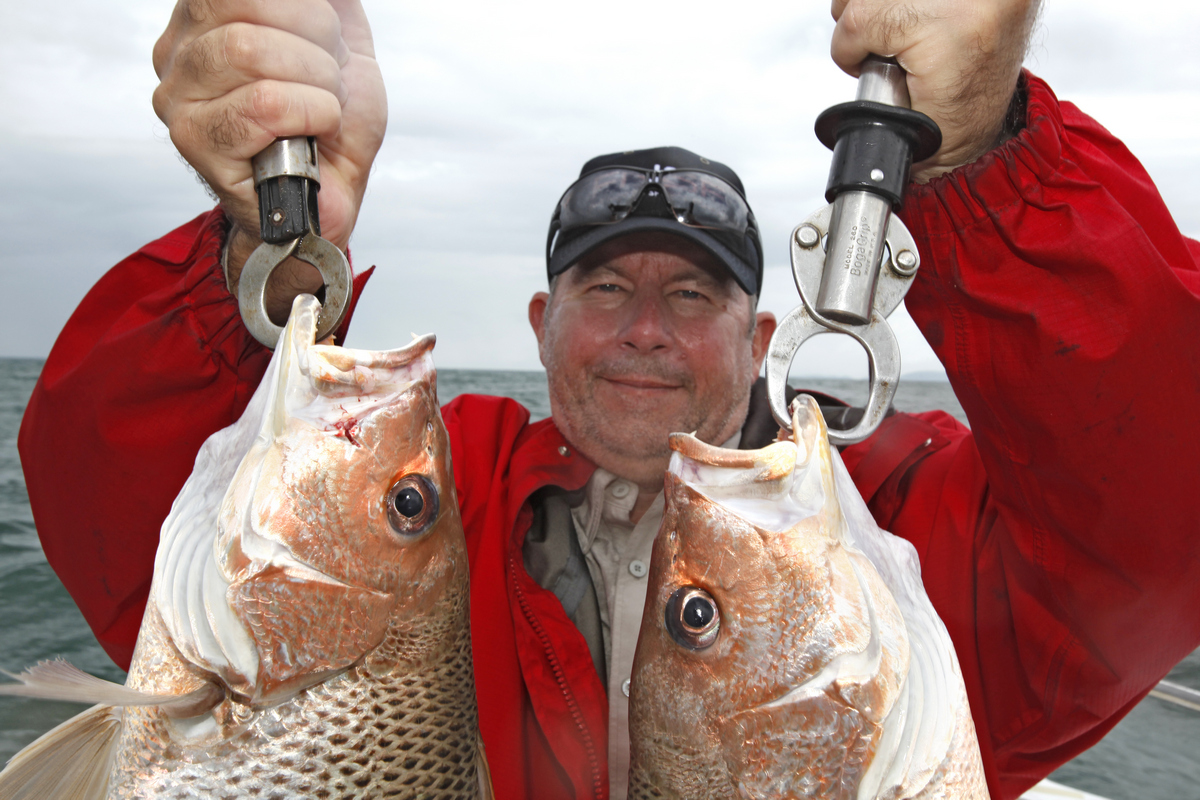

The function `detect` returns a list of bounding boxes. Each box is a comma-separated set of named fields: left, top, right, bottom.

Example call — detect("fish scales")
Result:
left=111, top=602, right=479, bottom=798
left=628, top=395, right=986, bottom=800
left=0, top=295, right=490, bottom=799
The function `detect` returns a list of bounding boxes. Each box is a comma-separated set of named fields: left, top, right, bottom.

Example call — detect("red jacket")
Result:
left=18, top=74, right=1200, bottom=800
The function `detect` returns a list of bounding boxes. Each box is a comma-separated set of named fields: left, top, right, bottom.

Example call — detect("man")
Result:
left=17, top=1, right=1200, bottom=800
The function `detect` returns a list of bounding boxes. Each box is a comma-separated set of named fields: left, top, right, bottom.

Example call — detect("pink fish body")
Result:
left=628, top=395, right=986, bottom=799
left=0, top=295, right=490, bottom=799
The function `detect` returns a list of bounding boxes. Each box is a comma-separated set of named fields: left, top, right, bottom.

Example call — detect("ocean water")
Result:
left=437, top=369, right=971, bottom=426
left=1, top=358, right=1196, bottom=798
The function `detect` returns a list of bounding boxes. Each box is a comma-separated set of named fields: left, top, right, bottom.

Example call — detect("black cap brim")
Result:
left=547, top=217, right=759, bottom=296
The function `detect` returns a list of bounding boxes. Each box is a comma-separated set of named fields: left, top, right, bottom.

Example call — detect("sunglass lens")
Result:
left=660, top=172, right=749, bottom=231
left=559, top=169, right=649, bottom=229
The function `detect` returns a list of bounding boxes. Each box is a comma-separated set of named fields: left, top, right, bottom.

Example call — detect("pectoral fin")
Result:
left=0, top=659, right=221, bottom=718
left=476, top=733, right=495, bottom=800
left=0, top=703, right=122, bottom=800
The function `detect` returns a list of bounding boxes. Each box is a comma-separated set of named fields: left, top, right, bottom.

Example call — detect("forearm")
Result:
left=897, top=71, right=1200, bottom=792
left=18, top=209, right=268, bottom=667
left=901, top=71, right=1200, bottom=525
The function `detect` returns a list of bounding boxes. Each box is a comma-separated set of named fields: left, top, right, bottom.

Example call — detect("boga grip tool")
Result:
left=237, top=136, right=352, bottom=349
left=765, top=56, right=941, bottom=444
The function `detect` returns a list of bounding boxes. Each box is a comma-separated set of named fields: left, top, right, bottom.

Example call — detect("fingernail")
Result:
left=336, top=38, right=351, bottom=67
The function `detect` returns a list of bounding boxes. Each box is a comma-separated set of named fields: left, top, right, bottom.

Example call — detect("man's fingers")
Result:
left=172, top=0, right=344, bottom=60
left=150, top=0, right=386, bottom=275
left=327, top=0, right=376, bottom=59
left=160, top=78, right=345, bottom=246
left=170, top=24, right=346, bottom=105
left=830, top=1, right=938, bottom=76
left=827, top=0, right=1042, bottom=180
left=175, top=80, right=343, bottom=160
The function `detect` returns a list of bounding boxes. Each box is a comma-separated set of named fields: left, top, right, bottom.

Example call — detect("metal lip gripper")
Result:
left=766, top=56, right=941, bottom=445
left=237, top=136, right=353, bottom=350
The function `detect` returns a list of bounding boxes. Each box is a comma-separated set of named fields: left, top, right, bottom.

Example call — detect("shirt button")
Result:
left=558, top=445, right=570, bottom=457
left=610, top=482, right=630, bottom=498
left=628, top=560, right=648, bottom=578
left=621, top=678, right=631, bottom=697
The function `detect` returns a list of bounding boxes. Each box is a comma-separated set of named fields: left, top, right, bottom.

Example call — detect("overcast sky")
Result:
left=2, top=0, right=1197, bottom=378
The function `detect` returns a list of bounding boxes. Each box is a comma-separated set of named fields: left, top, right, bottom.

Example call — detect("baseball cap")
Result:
left=545, top=146, right=763, bottom=295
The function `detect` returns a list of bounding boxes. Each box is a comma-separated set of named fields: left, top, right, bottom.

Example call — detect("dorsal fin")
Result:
left=0, top=704, right=122, bottom=800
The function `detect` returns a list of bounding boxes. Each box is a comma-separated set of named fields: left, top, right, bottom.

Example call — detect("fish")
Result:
left=627, top=394, right=986, bottom=799
left=0, top=294, right=491, bottom=799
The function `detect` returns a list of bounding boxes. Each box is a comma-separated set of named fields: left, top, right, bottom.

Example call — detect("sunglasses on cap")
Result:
left=546, top=166, right=758, bottom=261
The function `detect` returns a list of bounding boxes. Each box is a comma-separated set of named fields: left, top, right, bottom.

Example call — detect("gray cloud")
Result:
left=2, top=0, right=1197, bottom=381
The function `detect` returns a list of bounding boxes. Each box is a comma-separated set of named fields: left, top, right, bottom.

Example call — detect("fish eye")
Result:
left=665, top=587, right=720, bottom=650
left=386, top=475, right=439, bottom=537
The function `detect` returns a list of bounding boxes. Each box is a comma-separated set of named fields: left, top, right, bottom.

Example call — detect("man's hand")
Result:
left=151, top=0, right=387, bottom=296
left=831, top=0, right=1041, bottom=182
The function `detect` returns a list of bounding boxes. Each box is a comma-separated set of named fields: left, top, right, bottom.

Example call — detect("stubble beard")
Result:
left=548, top=357, right=752, bottom=478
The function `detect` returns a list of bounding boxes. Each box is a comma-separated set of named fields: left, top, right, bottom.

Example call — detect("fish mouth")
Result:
left=669, top=433, right=797, bottom=474
left=153, top=296, right=426, bottom=707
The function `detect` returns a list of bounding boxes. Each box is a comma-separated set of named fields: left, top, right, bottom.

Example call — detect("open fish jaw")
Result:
left=628, top=395, right=985, bottom=799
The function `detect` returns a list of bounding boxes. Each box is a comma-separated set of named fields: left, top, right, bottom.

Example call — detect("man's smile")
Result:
left=600, top=375, right=684, bottom=392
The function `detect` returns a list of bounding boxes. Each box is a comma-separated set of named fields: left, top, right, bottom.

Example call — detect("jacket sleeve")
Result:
left=17, top=208, right=372, bottom=669
left=843, top=73, right=1200, bottom=799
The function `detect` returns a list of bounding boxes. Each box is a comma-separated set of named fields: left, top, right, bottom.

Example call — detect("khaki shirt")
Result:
left=572, top=431, right=739, bottom=800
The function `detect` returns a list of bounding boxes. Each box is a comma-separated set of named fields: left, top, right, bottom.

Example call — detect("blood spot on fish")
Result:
left=330, top=405, right=362, bottom=446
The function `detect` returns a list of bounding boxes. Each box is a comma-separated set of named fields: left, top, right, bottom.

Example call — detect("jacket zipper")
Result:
left=509, top=549, right=605, bottom=800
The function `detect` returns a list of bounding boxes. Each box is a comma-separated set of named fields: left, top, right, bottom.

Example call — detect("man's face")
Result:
left=528, top=231, right=776, bottom=491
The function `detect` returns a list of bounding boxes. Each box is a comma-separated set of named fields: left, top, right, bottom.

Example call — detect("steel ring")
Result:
left=764, top=304, right=901, bottom=446
left=237, top=236, right=352, bottom=349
